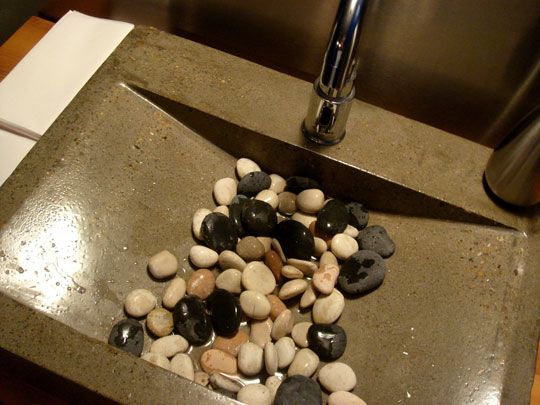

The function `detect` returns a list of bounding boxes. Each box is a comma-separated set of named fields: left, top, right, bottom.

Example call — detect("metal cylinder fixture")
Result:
left=303, top=0, right=368, bottom=145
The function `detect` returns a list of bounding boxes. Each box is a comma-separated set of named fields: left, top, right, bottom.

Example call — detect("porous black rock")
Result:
left=316, top=199, right=349, bottom=236
left=285, top=176, right=321, bottom=193
left=228, top=194, right=248, bottom=236
left=172, top=295, right=213, bottom=345
left=237, top=171, right=271, bottom=197
left=307, top=324, right=347, bottom=361
left=206, top=289, right=241, bottom=337
left=357, top=225, right=395, bottom=258
left=346, top=201, right=369, bottom=230
left=274, top=375, right=322, bottom=405
left=338, top=249, right=387, bottom=295
left=201, top=212, right=238, bottom=253
left=241, top=199, right=277, bottom=236
left=273, top=220, right=314, bottom=260
left=108, top=318, right=144, bottom=356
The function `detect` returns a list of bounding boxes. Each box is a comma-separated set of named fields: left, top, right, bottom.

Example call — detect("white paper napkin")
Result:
left=0, top=11, right=134, bottom=186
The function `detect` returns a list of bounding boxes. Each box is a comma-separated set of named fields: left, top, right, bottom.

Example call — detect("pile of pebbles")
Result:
left=108, top=157, right=395, bottom=405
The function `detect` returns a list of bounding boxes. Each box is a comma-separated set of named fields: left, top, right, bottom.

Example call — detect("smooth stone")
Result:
left=240, top=290, right=271, bottom=319
left=328, top=391, right=367, bottom=405
left=313, top=237, right=328, bottom=256
left=307, top=324, right=347, bottom=361
left=264, top=341, right=278, bottom=375
left=172, top=295, right=212, bottom=345
left=338, top=249, right=387, bottom=294
left=229, top=194, right=249, bottom=236
left=238, top=171, right=272, bottom=197
left=296, top=189, right=325, bottom=214
left=299, top=283, right=318, bottom=309
left=320, top=251, right=338, bottom=267
left=108, top=318, right=143, bottom=356
left=278, top=279, right=309, bottom=300
left=286, top=258, right=318, bottom=277
left=344, top=224, right=359, bottom=238
left=242, top=261, right=276, bottom=295
left=271, top=309, right=294, bottom=340
left=146, top=308, right=173, bottom=337
left=271, top=238, right=287, bottom=262
left=291, top=211, right=317, bottom=229
left=288, top=348, right=319, bottom=377
left=142, top=352, right=170, bottom=370
left=241, top=199, right=278, bottom=236
left=285, top=176, right=321, bottom=193
left=238, top=342, right=264, bottom=376
left=256, top=189, right=279, bottom=209
left=150, top=335, right=189, bottom=358
left=309, top=221, right=332, bottom=246
left=218, top=250, right=247, bottom=271
left=357, top=225, right=395, bottom=258
left=201, top=212, right=239, bottom=253
left=237, top=384, right=272, bottom=405
left=192, top=208, right=212, bottom=240
left=194, top=371, right=210, bottom=386
left=346, top=201, right=369, bottom=230
left=274, top=375, right=322, bottom=405
left=236, top=236, right=266, bottom=261
left=189, top=245, right=219, bottom=268
left=264, top=250, right=283, bottom=284
left=236, top=157, right=261, bottom=178
left=265, top=376, right=282, bottom=402
left=162, top=277, right=186, bottom=309
left=124, top=289, right=157, bottom=318
left=274, top=220, right=314, bottom=260
left=186, top=269, right=215, bottom=300
left=214, top=205, right=229, bottom=216
left=250, top=317, right=273, bottom=348
left=207, top=289, right=241, bottom=337
left=210, top=372, right=243, bottom=393
left=331, top=233, right=358, bottom=260
left=269, top=173, right=286, bottom=194
left=312, top=263, right=339, bottom=295
left=200, top=349, right=238, bottom=375
left=316, top=199, right=349, bottom=237
left=318, top=362, right=357, bottom=392
left=281, top=264, right=303, bottom=279
left=170, top=353, right=194, bottom=380
left=213, top=330, right=249, bottom=357
left=312, top=289, right=345, bottom=324
left=267, top=294, right=287, bottom=321
left=148, top=250, right=178, bottom=279
left=292, top=322, right=312, bottom=348
left=215, top=268, right=243, bottom=294
left=275, top=337, right=296, bottom=369
left=257, top=236, right=272, bottom=252
left=213, top=177, right=237, bottom=206
left=278, top=191, right=297, bottom=216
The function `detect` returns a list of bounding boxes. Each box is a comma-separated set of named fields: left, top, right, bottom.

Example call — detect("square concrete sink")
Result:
left=0, top=27, right=538, bottom=404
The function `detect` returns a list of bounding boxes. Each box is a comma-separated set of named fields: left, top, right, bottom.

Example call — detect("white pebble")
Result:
left=265, top=376, right=282, bottom=402
left=194, top=371, right=209, bottom=387
left=269, top=173, right=286, bottom=193
left=238, top=342, right=264, bottom=376
left=331, top=233, right=358, bottom=260
left=192, top=208, right=211, bottom=240
left=213, top=177, right=237, bottom=205
left=250, top=317, right=273, bottom=348
left=275, top=337, right=296, bottom=369
left=162, top=277, right=186, bottom=309
left=210, top=372, right=243, bottom=393
left=299, top=282, right=318, bottom=309
left=271, top=309, right=294, bottom=340
left=237, top=384, right=272, bottom=405
left=214, top=205, right=229, bottom=216
left=147, top=250, right=178, bottom=279
left=278, top=191, right=297, bottom=215
left=281, top=264, right=304, bottom=279
left=124, top=289, right=156, bottom=317
left=218, top=250, right=247, bottom=271
left=291, top=322, right=312, bottom=348
left=318, top=362, right=357, bottom=392
left=264, top=341, right=278, bottom=375
left=320, top=251, right=338, bottom=266
left=296, top=189, right=325, bottom=213
left=215, top=268, right=243, bottom=294
left=313, top=237, right=328, bottom=256
left=189, top=245, right=218, bottom=268
left=142, top=352, right=170, bottom=370
left=312, top=288, right=345, bottom=324
left=286, top=258, right=317, bottom=276
left=344, top=224, right=359, bottom=238
left=236, top=158, right=261, bottom=178
left=256, top=189, right=279, bottom=209
left=291, top=211, right=317, bottom=229
left=288, top=348, right=319, bottom=377
left=271, top=238, right=287, bottom=262
left=150, top=335, right=189, bottom=358
left=312, top=263, right=339, bottom=295
left=242, top=261, right=276, bottom=295
left=240, top=290, right=271, bottom=319
left=278, top=279, right=309, bottom=300
left=328, top=391, right=367, bottom=405
left=170, top=353, right=194, bottom=380
left=257, top=236, right=272, bottom=253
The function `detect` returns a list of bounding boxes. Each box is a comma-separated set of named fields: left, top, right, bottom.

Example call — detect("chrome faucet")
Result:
left=303, top=0, right=368, bottom=145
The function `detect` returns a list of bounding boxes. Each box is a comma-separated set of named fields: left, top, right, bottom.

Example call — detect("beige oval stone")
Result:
left=257, top=236, right=272, bottom=253
left=236, top=236, right=266, bottom=261
left=200, top=349, right=238, bottom=375
left=275, top=337, right=296, bottom=369
left=264, top=341, right=278, bottom=375
left=331, top=233, right=358, bottom=260
left=213, top=205, right=229, bottom=216
left=264, top=250, right=283, bottom=284
left=162, top=277, right=186, bottom=309
left=320, top=251, right=338, bottom=267
left=215, top=268, right=242, bottom=294
left=150, top=335, right=189, bottom=358
left=242, top=261, right=276, bottom=295
left=170, top=353, right=194, bottom=380
left=148, top=250, right=178, bottom=279
left=296, top=189, right=325, bottom=214
left=344, top=224, right=359, bottom=238
left=312, top=263, right=340, bottom=295
left=271, top=309, right=294, bottom=340
left=236, top=158, right=261, bottom=178
left=238, top=342, right=264, bottom=376
left=189, top=245, right=218, bottom=268
left=291, top=211, right=316, bottom=229
left=271, top=238, right=287, bottom=262
left=142, top=352, right=170, bottom=370
left=124, top=289, right=156, bottom=318
left=281, top=264, right=304, bottom=279
left=218, top=250, right=247, bottom=271
left=313, top=237, right=328, bottom=257
left=318, top=362, right=357, bottom=392
left=312, top=288, right=345, bottom=324
left=288, top=348, right=319, bottom=377
left=237, top=384, right=272, bottom=405
left=192, top=208, right=212, bottom=240
left=250, top=317, right=273, bottom=348
left=213, top=177, right=237, bottom=205
left=213, top=330, right=249, bottom=357
left=194, top=371, right=209, bottom=386
left=267, top=294, right=287, bottom=320
left=240, top=290, right=271, bottom=319
left=278, top=191, right=297, bottom=215
left=187, top=269, right=215, bottom=300
left=269, top=174, right=286, bottom=194
left=299, top=282, right=318, bottom=309
left=286, top=258, right=317, bottom=277
left=256, top=189, right=279, bottom=209
left=210, top=372, right=243, bottom=393
left=146, top=308, right=173, bottom=337
left=278, top=279, right=308, bottom=300
left=265, top=375, right=282, bottom=402
left=328, top=391, right=367, bottom=405
left=291, top=322, right=312, bottom=348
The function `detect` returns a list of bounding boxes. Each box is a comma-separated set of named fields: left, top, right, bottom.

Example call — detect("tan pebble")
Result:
left=187, top=269, right=215, bottom=299
left=170, top=353, right=194, bottom=380
left=142, top=352, right=170, bottom=370
left=312, top=288, right=345, bottom=324
left=318, top=362, right=357, bottom=392
left=242, top=261, right=276, bottom=295
left=281, top=264, right=304, bottom=279
left=236, top=236, right=266, bottom=261
left=237, top=384, right=272, bottom=405
left=264, top=250, right=283, bottom=283
left=236, top=158, right=261, bottom=178
left=146, top=308, right=173, bottom=337
left=213, top=205, right=229, bottom=216
left=210, top=372, right=243, bottom=393
left=331, top=233, right=358, bottom=260
left=200, top=349, right=238, bottom=375
left=275, top=337, right=296, bottom=368
left=218, top=250, right=247, bottom=271
left=278, top=279, right=309, bottom=300
left=313, top=237, right=328, bottom=256
left=291, top=322, right=312, bottom=348
left=271, top=309, right=294, bottom=340
left=296, top=189, right=325, bottom=213
left=215, top=268, right=242, bottom=294
left=299, top=282, right=318, bottom=309
left=192, top=208, right=212, bottom=240
left=271, top=239, right=287, bottom=262
left=278, top=191, right=297, bottom=215
left=344, top=224, right=359, bottom=238
left=267, top=294, right=287, bottom=320
left=286, top=258, right=317, bottom=276
left=264, top=341, right=278, bottom=375
left=148, top=250, right=178, bottom=279
left=189, top=245, right=218, bottom=268
left=213, top=177, right=237, bottom=205
left=150, top=335, right=189, bottom=357
left=320, top=251, right=338, bottom=267
left=257, top=236, right=272, bottom=253
left=250, top=317, right=273, bottom=348
left=194, top=371, right=209, bottom=386
left=240, top=290, right=271, bottom=319
left=269, top=174, right=286, bottom=194
left=291, top=211, right=317, bottom=229
left=328, top=391, right=367, bottom=405
left=288, top=348, right=319, bottom=377
left=162, top=277, right=186, bottom=309
left=124, top=289, right=156, bottom=317
left=312, top=263, right=339, bottom=295
left=265, top=376, right=282, bottom=401
left=256, top=189, right=279, bottom=209
left=238, top=342, right=264, bottom=376
left=213, top=330, right=249, bottom=357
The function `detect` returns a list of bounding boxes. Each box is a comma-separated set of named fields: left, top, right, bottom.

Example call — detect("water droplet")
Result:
left=16, top=266, right=25, bottom=273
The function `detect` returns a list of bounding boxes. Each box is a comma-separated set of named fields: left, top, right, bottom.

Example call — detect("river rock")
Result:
left=269, top=173, right=286, bottom=193
left=242, top=261, right=276, bottom=295
left=250, top=317, right=273, bottom=348
left=238, top=171, right=271, bottom=196
left=285, top=176, right=321, bottom=193
left=218, top=250, right=246, bottom=271
left=237, top=384, right=272, bottom=405
left=162, top=277, right=186, bottom=309
left=215, top=268, right=242, bottom=294
left=273, top=220, right=314, bottom=260
left=201, top=212, right=238, bottom=253
left=312, top=289, right=345, bottom=324
left=213, top=177, right=237, bottom=206
left=278, top=191, right=297, bottom=216
left=271, top=309, right=294, bottom=340
left=338, top=249, right=387, bottom=294
left=238, top=342, right=264, bottom=376
left=147, top=250, right=178, bottom=279
left=239, top=290, right=271, bottom=319
left=124, top=289, right=156, bottom=318
left=213, top=330, right=249, bottom=357
left=192, top=208, right=212, bottom=240
left=214, top=205, right=229, bottom=216
left=236, top=157, right=261, bottom=178
left=210, top=372, right=243, bottom=393
left=291, top=322, right=312, bottom=348
left=316, top=199, right=349, bottom=237
left=274, top=375, right=322, bottom=405
left=307, top=324, right=347, bottom=361
left=320, top=251, right=338, bottom=267
left=267, top=294, right=287, bottom=320
left=291, top=211, right=317, bottom=229
left=344, top=224, right=359, bottom=238
left=286, top=258, right=317, bottom=276
left=264, top=341, right=278, bottom=375
left=330, top=233, right=358, bottom=260
left=194, top=371, right=210, bottom=386
left=288, top=348, right=319, bottom=377
left=346, top=201, right=369, bottom=230
left=150, top=335, right=189, bottom=358
left=172, top=295, right=212, bottom=345
left=265, top=376, right=282, bottom=402
left=318, top=362, right=357, bottom=392
left=296, top=189, right=325, bottom=213
left=229, top=194, right=248, bottom=236
left=146, top=308, right=173, bottom=337
left=241, top=199, right=277, bottom=236
left=207, top=289, right=241, bottom=337
left=256, top=189, right=279, bottom=209
left=356, top=225, right=395, bottom=258
left=186, top=269, right=215, bottom=300
left=328, top=391, right=367, bottom=405
left=200, top=349, right=238, bottom=375
left=236, top=236, right=266, bottom=261
left=275, top=337, right=296, bottom=368
left=299, top=283, right=318, bottom=309
left=170, top=353, right=194, bottom=380
left=313, top=237, right=328, bottom=256
left=108, top=318, right=144, bottom=356
left=278, top=279, right=309, bottom=300
left=189, top=245, right=218, bottom=268
left=142, top=352, right=170, bottom=370
left=264, top=250, right=283, bottom=284
left=257, top=236, right=272, bottom=252
left=312, top=263, right=339, bottom=295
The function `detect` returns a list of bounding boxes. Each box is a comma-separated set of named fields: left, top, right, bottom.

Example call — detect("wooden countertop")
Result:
left=0, top=15, right=539, bottom=405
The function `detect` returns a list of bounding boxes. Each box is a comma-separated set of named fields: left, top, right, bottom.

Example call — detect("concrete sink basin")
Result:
left=0, top=27, right=538, bottom=404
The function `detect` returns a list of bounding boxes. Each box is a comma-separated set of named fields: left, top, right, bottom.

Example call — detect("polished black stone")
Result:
left=307, top=324, right=347, bottom=361
left=206, top=289, right=241, bottom=337
left=172, top=295, right=213, bottom=345
left=201, top=212, right=238, bottom=253
left=346, top=201, right=369, bottom=230
left=338, top=250, right=387, bottom=295
left=273, top=220, right=314, bottom=260
left=228, top=194, right=248, bottom=236
left=108, top=318, right=144, bottom=356
left=315, top=199, right=349, bottom=236
left=357, top=225, right=395, bottom=258
left=274, top=375, right=322, bottom=405
left=241, top=199, right=277, bottom=236
left=237, top=171, right=271, bottom=197
left=285, top=176, right=321, bottom=193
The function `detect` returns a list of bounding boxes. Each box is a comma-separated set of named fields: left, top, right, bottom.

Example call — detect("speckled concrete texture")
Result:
left=0, top=27, right=538, bottom=404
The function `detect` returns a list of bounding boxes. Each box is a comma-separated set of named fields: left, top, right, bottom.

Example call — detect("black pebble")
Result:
left=241, top=199, right=277, bottom=236
left=172, top=295, right=213, bottom=345
left=201, top=212, right=238, bottom=253
left=108, top=318, right=144, bottom=356
left=237, top=171, right=271, bottom=197
left=346, top=201, right=369, bottom=230
left=338, top=250, right=387, bottom=295
left=274, top=375, right=322, bottom=405
left=206, top=289, right=241, bottom=337
left=273, top=220, right=314, bottom=260
left=307, top=324, right=347, bottom=361
left=357, top=225, right=395, bottom=258
left=228, top=194, right=248, bottom=236
left=285, top=176, right=321, bottom=193
left=316, top=199, right=349, bottom=236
